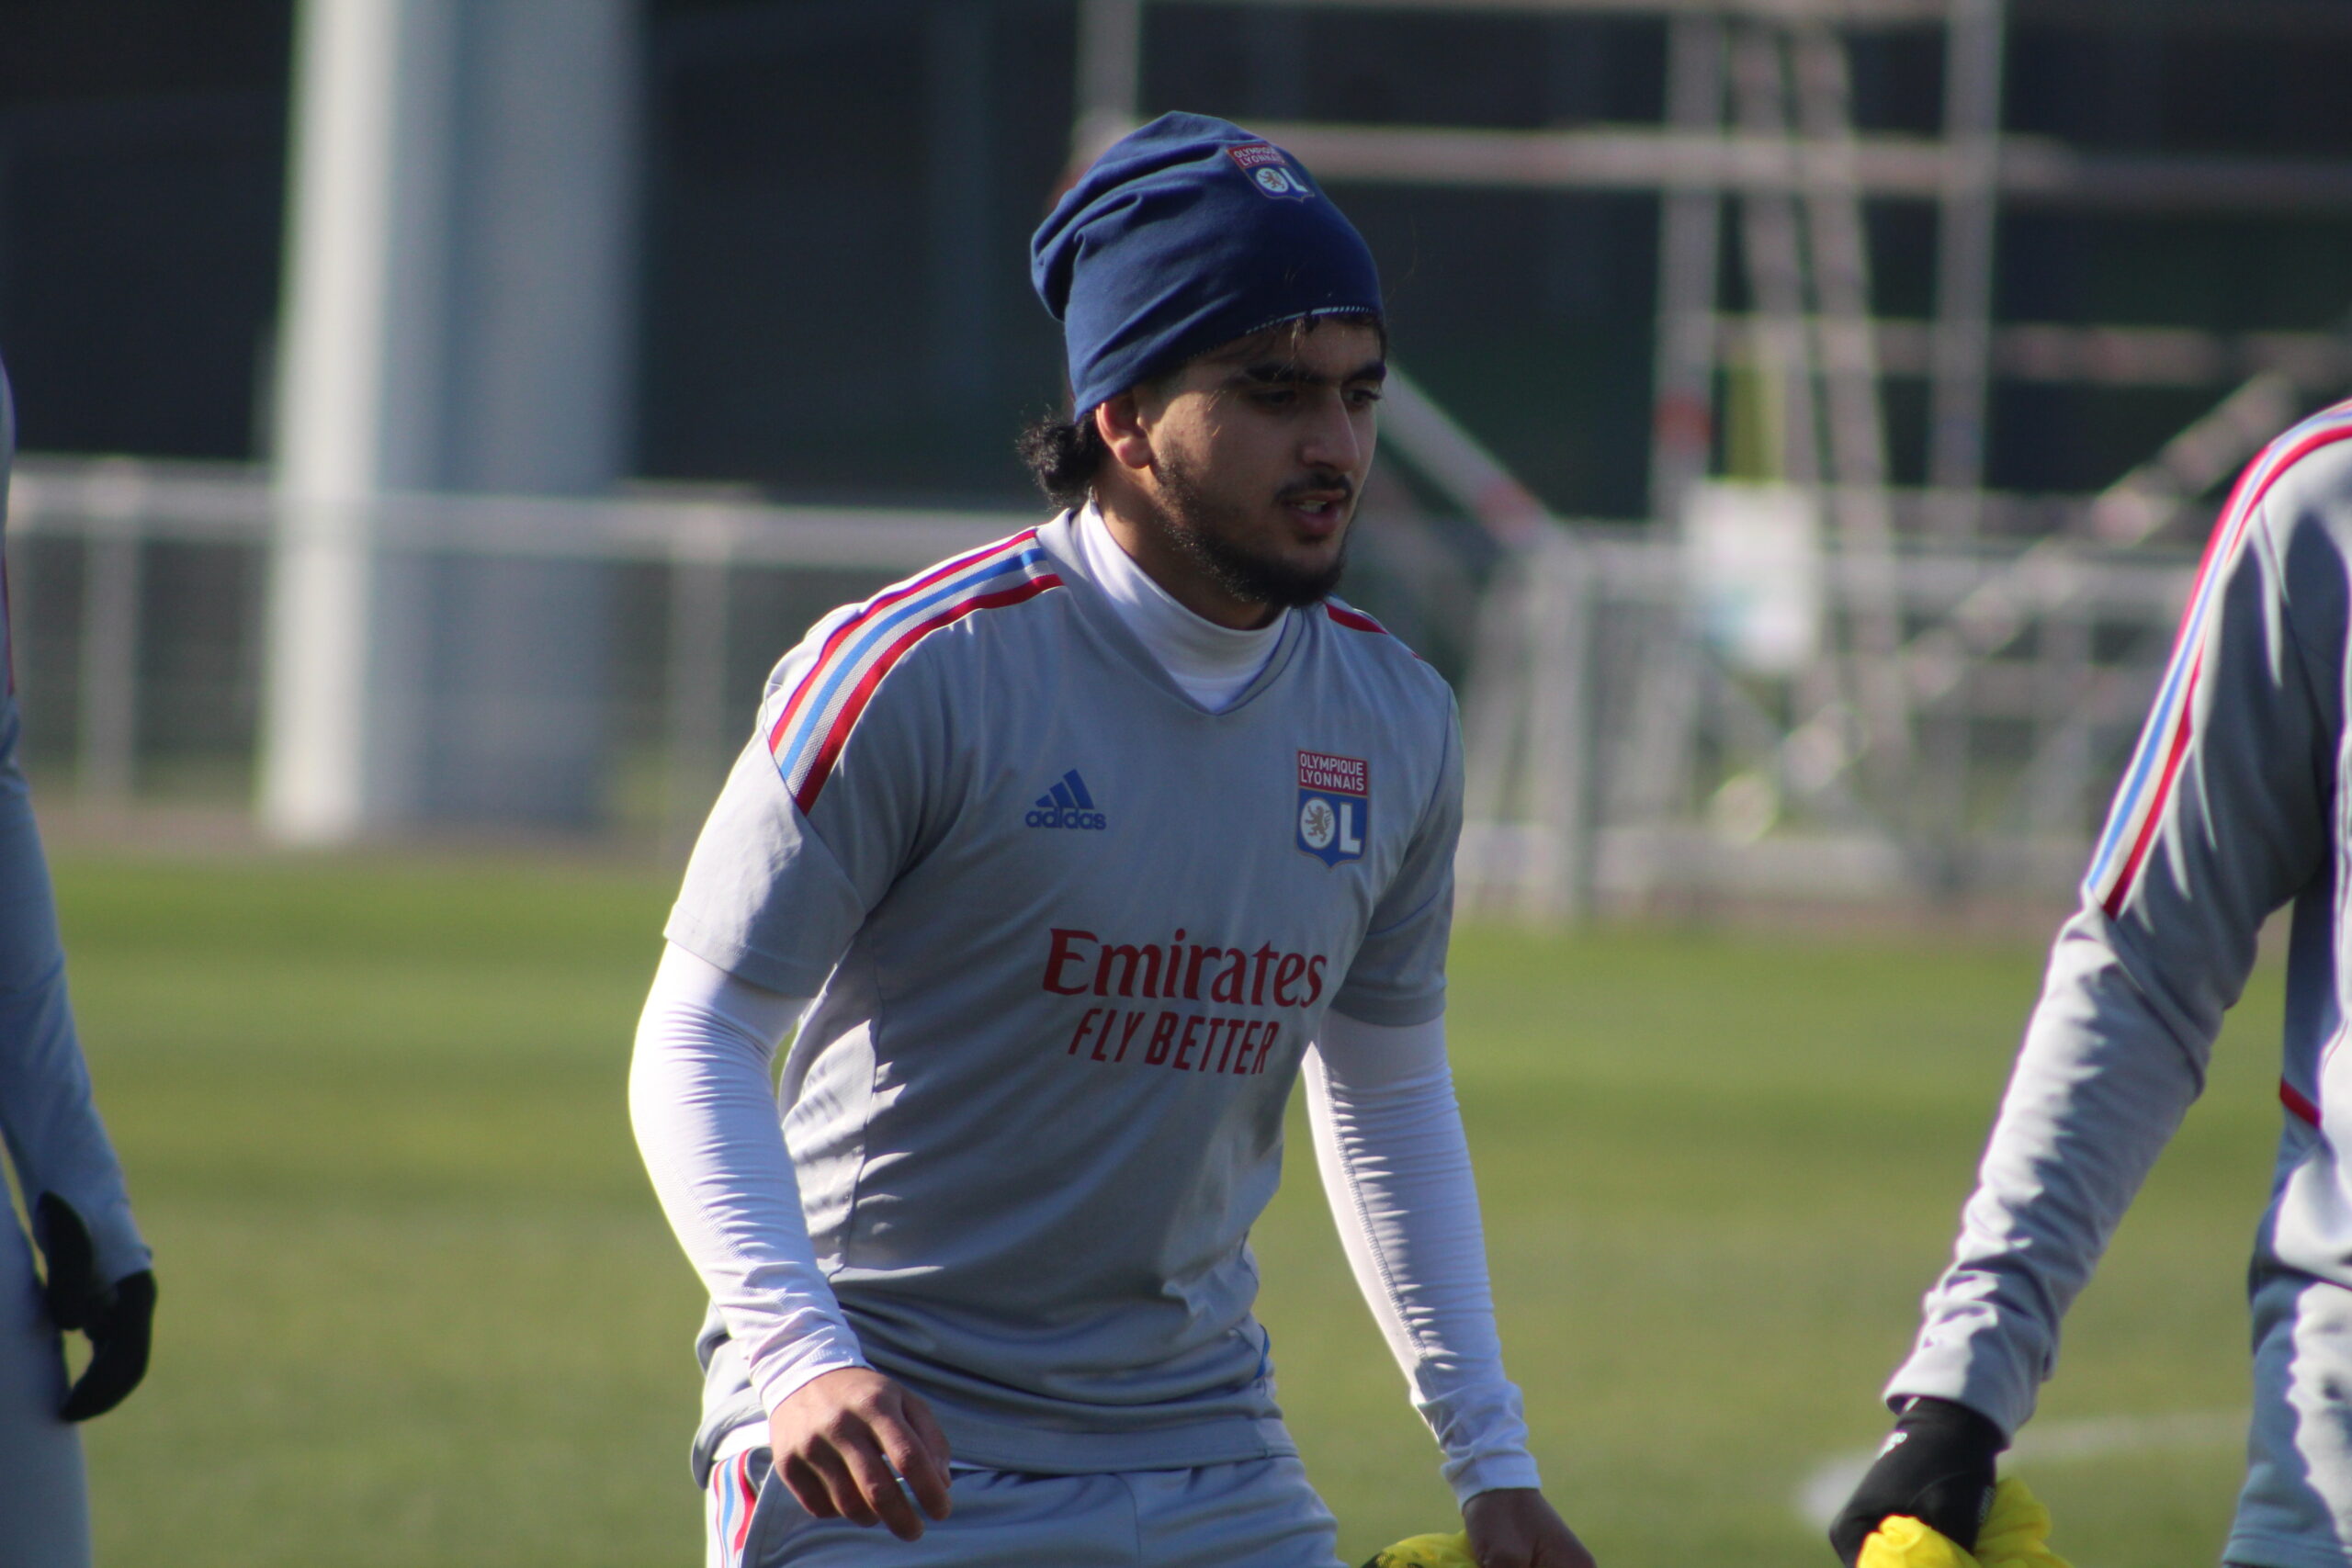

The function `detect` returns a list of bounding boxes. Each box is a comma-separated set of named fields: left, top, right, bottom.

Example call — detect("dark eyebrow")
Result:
left=1229, top=358, right=1389, bottom=389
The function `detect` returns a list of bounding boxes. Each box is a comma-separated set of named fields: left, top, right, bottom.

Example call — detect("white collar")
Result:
left=1071, top=502, right=1285, bottom=711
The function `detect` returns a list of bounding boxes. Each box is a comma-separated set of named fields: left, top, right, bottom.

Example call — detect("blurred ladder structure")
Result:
left=1069, top=0, right=2352, bottom=918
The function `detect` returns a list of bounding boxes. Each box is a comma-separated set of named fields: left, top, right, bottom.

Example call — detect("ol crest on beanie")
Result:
left=1032, top=112, right=1383, bottom=417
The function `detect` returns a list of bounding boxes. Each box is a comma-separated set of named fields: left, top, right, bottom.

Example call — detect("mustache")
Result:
left=1275, top=474, right=1355, bottom=505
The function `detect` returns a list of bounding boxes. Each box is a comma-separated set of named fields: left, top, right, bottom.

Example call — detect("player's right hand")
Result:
left=34, top=1191, right=156, bottom=1422
left=1827, top=1396, right=2006, bottom=1567
left=767, top=1365, right=954, bottom=1541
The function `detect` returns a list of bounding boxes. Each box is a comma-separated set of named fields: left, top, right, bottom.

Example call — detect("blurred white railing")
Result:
left=6, top=456, right=1015, bottom=842
left=6, top=454, right=2195, bottom=912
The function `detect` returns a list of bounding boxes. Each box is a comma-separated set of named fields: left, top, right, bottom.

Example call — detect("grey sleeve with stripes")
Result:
left=1886, top=463, right=2342, bottom=1438
left=665, top=635, right=944, bottom=998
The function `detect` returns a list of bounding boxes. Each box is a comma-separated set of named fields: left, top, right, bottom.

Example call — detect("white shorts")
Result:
left=0, top=1215, right=87, bottom=1568
left=707, top=1447, right=1343, bottom=1568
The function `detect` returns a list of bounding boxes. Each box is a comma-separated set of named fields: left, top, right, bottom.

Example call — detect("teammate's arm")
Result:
left=0, top=358, right=153, bottom=1422
left=628, top=944, right=951, bottom=1539
left=1837, top=461, right=2337, bottom=1560
left=1307, top=1015, right=1594, bottom=1568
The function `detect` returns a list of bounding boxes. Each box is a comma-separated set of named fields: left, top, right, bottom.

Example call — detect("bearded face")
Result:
left=1094, top=315, right=1385, bottom=628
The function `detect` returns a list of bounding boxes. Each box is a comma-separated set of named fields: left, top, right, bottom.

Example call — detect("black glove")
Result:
left=35, top=1192, right=156, bottom=1422
left=1827, top=1396, right=2005, bottom=1566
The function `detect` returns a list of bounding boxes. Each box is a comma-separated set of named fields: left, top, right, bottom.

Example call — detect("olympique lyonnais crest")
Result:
left=1227, top=141, right=1313, bottom=201
left=1296, top=750, right=1368, bottom=866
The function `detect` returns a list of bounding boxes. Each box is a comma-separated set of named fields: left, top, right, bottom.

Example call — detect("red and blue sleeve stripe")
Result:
left=2086, top=399, right=2352, bottom=919
left=707, top=1450, right=762, bottom=1563
left=766, top=529, right=1063, bottom=814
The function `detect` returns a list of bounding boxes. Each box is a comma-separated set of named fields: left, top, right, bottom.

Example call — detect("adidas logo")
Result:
left=1024, top=769, right=1108, bottom=831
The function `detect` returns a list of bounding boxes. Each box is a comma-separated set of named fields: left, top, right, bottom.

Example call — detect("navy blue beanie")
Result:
left=1032, top=113, right=1383, bottom=416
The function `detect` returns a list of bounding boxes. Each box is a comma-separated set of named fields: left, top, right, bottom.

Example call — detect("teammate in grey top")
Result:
left=1831, top=398, right=2352, bottom=1568
left=630, top=115, right=1591, bottom=1566
left=0, top=359, right=157, bottom=1568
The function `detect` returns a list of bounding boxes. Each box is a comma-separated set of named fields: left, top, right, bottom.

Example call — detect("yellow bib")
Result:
left=1362, top=1531, right=1476, bottom=1568
left=1860, top=1478, right=2074, bottom=1568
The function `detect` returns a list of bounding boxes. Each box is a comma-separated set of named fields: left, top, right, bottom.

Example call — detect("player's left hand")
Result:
left=34, top=1192, right=156, bottom=1422
left=1462, top=1486, right=1597, bottom=1568
left=1829, top=1397, right=2005, bottom=1567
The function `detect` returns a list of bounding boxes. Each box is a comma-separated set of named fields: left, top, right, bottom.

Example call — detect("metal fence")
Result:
left=1461, top=519, right=2194, bottom=917
left=6, top=456, right=1017, bottom=847
left=6, top=454, right=2195, bottom=912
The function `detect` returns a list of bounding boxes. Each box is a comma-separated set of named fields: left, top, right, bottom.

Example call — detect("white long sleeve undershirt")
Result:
left=629, top=944, right=1540, bottom=1501
left=627, top=946, right=866, bottom=1418
left=1302, top=1028, right=1541, bottom=1499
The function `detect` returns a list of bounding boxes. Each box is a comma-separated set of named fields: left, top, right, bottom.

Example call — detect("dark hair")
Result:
left=1017, top=409, right=1108, bottom=511
left=1015, top=310, right=1388, bottom=511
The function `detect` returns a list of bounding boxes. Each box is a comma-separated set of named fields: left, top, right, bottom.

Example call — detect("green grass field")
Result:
left=47, top=851, right=2286, bottom=1566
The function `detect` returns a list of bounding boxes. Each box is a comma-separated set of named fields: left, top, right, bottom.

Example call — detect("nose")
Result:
left=1298, top=390, right=1369, bottom=477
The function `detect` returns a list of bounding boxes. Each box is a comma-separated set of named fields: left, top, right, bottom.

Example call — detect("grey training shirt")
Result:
left=667, top=510, right=1463, bottom=1475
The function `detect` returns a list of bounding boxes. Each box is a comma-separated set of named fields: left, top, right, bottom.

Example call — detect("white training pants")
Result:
left=707, top=1448, right=1343, bottom=1568
left=2232, top=1266, right=2352, bottom=1568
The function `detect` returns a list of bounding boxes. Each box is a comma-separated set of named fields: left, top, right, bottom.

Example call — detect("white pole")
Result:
left=77, top=503, right=143, bottom=805
left=1648, top=16, right=1725, bottom=525
left=259, top=0, right=410, bottom=842
left=1927, top=0, right=2006, bottom=534
left=1072, top=0, right=1144, bottom=166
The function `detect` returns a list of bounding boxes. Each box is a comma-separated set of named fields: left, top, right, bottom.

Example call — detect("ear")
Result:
left=1094, top=392, right=1156, bottom=474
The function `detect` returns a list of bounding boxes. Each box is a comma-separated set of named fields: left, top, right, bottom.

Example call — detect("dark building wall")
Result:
left=638, top=0, right=1080, bottom=504
left=10, top=0, right=2352, bottom=515
left=0, top=1, right=292, bottom=458
left=633, top=2, right=1681, bottom=514
left=1987, top=6, right=2352, bottom=493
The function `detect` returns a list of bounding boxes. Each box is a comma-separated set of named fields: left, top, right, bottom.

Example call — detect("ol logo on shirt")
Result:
left=1296, top=750, right=1368, bottom=866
